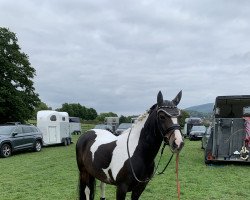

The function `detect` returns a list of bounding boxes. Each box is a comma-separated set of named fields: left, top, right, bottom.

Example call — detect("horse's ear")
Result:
left=172, top=90, right=182, bottom=106
left=157, top=91, right=163, bottom=106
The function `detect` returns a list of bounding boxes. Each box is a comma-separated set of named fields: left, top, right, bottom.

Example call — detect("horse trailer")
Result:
left=104, top=117, right=119, bottom=133
left=205, top=95, right=250, bottom=163
left=37, top=110, right=72, bottom=146
left=69, top=117, right=82, bottom=135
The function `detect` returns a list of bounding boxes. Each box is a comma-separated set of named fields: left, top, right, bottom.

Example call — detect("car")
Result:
left=115, top=123, right=132, bottom=136
left=0, top=123, right=43, bottom=158
left=201, top=126, right=212, bottom=149
left=94, top=124, right=113, bottom=133
left=189, top=125, right=206, bottom=140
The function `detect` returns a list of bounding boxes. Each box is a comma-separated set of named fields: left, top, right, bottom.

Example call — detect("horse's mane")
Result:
left=137, top=112, right=148, bottom=122
left=134, top=104, right=157, bottom=124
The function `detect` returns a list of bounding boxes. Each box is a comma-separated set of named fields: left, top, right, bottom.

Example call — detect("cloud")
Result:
left=1, top=0, right=250, bottom=115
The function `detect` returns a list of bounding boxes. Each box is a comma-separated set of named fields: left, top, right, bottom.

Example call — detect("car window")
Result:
left=22, top=126, right=33, bottom=133
left=191, top=126, right=206, bottom=132
left=30, top=126, right=38, bottom=132
left=14, top=126, right=22, bottom=134
left=0, top=125, right=15, bottom=135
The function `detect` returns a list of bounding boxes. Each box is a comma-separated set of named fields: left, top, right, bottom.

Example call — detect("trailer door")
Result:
left=48, top=126, right=57, bottom=143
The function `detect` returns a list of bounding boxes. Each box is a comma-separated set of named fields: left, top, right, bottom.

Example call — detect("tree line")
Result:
left=0, top=27, right=190, bottom=126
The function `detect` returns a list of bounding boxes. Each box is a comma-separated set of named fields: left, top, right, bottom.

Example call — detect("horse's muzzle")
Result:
left=171, top=140, right=184, bottom=153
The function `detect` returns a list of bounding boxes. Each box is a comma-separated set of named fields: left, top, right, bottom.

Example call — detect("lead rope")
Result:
left=127, top=126, right=172, bottom=183
left=176, top=153, right=181, bottom=200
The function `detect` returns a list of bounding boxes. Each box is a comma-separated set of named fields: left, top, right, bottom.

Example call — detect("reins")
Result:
left=126, top=126, right=175, bottom=183
left=126, top=104, right=182, bottom=199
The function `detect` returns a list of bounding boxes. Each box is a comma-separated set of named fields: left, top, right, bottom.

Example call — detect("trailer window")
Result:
left=50, top=115, right=57, bottom=121
left=62, top=117, right=65, bottom=121
left=243, top=106, right=250, bottom=115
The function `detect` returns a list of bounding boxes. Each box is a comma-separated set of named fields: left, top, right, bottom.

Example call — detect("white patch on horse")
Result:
left=85, top=186, right=90, bottom=200
left=103, top=114, right=149, bottom=181
left=90, top=129, right=117, bottom=161
left=171, top=117, right=183, bottom=148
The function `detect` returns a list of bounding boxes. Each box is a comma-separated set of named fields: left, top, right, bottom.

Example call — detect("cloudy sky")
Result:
left=1, top=0, right=250, bottom=116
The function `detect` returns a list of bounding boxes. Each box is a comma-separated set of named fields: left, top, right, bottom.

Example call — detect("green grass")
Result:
left=0, top=134, right=249, bottom=200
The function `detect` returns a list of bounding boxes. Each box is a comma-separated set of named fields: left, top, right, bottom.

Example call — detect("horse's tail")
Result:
left=79, top=169, right=96, bottom=200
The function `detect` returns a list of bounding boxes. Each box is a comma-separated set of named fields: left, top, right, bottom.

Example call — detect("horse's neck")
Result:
left=137, top=111, right=162, bottom=163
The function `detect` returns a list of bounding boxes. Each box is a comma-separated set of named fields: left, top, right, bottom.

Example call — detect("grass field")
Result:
left=0, top=130, right=250, bottom=200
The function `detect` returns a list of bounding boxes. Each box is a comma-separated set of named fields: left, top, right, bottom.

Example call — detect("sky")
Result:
left=1, top=0, right=250, bottom=116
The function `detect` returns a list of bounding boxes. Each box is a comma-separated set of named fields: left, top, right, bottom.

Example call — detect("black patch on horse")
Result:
left=94, top=141, right=117, bottom=169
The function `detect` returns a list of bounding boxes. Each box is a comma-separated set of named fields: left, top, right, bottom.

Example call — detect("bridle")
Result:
left=156, top=105, right=181, bottom=143
left=126, top=105, right=182, bottom=183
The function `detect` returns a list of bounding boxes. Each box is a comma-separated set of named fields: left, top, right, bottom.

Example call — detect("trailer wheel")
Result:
left=67, top=138, right=71, bottom=145
left=63, top=139, right=68, bottom=146
left=0, top=144, right=12, bottom=158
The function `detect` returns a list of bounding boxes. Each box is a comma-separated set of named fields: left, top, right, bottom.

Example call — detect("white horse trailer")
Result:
left=37, top=110, right=71, bottom=146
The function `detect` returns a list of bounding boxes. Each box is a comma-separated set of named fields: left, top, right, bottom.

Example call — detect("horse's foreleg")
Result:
left=100, top=182, right=106, bottom=200
left=131, top=183, right=148, bottom=200
left=116, top=184, right=128, bottom=200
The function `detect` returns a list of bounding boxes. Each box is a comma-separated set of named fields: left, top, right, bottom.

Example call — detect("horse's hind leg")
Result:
left=79, top=170, right=96, bottom=200
left=100, top=182, right=106, bottom=200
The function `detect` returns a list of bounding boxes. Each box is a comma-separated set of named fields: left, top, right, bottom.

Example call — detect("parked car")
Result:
left=115, top=123, right=132, bottom=136
left=201, top=126, right=212, bottom=149
left=0, top=123, right=43, bottom=158
left=189, top=125, right=206, bottom=140
left=94, top=124, right=113, bottom=133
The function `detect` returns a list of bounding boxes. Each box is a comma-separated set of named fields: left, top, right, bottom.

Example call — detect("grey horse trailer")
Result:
left=205, top=95, right=250, bottom=163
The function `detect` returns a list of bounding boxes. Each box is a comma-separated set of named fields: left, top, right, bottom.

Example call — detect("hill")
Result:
left=184, top=103, right=214, bottom=120
left=185, top=103, right=214, bottom=113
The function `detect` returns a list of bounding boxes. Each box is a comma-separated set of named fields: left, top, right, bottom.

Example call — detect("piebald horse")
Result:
left=76, top=91, right=184, bottom=200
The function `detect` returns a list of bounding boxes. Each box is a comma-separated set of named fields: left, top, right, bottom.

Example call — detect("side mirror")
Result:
left=12, top=132, right=18, bottom=137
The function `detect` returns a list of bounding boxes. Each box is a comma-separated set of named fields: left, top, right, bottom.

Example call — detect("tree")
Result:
left=96, top=112, right=118, bottom=122
left=0, top=27, right=40, bottom=123
left=57, top=103, right=97, bottom=120
left=32, top=102, right=52, bottom=119
left=179, top=110, right=190, bottom=127
left=119, top=115, right=138, bottom=123
left=85, top=108, right=98, bottom=120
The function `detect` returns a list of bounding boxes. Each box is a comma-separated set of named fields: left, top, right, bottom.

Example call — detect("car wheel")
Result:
left=34, top=140, right=42, bottom=152
left=1, top=144, right=12, bottom=158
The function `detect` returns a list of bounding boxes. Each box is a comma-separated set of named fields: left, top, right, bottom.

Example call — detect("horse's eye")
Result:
left=159, top=115, right=166, bottom=120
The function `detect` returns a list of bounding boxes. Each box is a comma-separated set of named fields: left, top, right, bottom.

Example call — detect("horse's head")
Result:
left=156, top=91, right=184, bottom=153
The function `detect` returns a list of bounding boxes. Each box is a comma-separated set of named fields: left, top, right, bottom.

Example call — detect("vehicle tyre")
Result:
left=0, top=144, right=12, bottom=158
left=64, top=138, right=68, bottom=146
left=34, top=140, right=42, bottom=152
left=67, top=138, right=71, bottom=145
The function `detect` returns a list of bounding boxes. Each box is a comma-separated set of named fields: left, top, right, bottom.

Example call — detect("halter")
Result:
left=157, top=105, right=181, bottom=142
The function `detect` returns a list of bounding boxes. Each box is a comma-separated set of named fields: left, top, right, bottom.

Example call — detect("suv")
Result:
left=115, top=123, right=132, bottom=136
left=0, top=123, right=43, bottom=158
left=189, top=125, right=206, bottom=140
